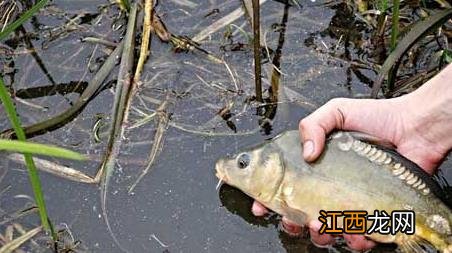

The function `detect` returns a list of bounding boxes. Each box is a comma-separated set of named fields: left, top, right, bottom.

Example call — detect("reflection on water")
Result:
left=219, top=184, right=278, bottom=228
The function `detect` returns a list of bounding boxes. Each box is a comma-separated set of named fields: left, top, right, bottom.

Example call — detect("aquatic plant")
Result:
left=390, top=0, right=400, bottom=51
left=0, top=0, right=54, bottom=239
left=0, top=0, right=84, bottom=241
left=116, top=0, right=130, bottom=12
left=0, top=76, right=56, bottom=239
left=376, top=0, right=388, bottom=13
left=372, top=8, right=452, bottom=97
left=0, top=0, right=48, bottom=40
left=442, top=49, right=452, bottom=64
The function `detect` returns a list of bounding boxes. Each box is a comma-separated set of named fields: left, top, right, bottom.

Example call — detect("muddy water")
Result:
left=0, top=0, right=450, bottom=252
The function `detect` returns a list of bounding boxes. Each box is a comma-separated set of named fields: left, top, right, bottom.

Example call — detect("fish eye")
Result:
left=237, top=153, right=251, bottom=169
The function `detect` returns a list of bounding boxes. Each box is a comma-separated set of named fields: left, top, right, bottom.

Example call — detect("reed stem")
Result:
left=252, top=0, right=262, bottom=102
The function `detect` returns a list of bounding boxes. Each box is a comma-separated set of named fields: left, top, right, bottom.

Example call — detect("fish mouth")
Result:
left=214, top=159, right=229, bottom=184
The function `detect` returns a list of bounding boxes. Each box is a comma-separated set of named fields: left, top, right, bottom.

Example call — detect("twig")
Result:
left=133, top=0, right=153, bottom=88
left=252, top=0, right=262, bottom=102
left=12, top=223, right=39, bottom=248
left=128, top=98, right=170, bottom=193
left=222, top=61, right=239, bottom=92
left=81, top=37, right=117, bottom=47
left=242, top=0, right=264, bottom=45
left=0, top=226, right=41, bottom=253
left=150, top=234, right=168, bottom=248
left=169, top=122, right=260, bottom=136
left=6, top=154, right=95, bottom=184
left=192, top=0, right=268, bottom=43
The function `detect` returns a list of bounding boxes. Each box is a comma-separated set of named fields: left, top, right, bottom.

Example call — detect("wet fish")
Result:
left=215, top=130, right=452, bottom=253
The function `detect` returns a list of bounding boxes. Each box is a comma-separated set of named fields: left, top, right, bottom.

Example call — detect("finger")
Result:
left=299, top=98, right=398, bottom=162
left=281, top=216, right=302, bottom=236
left=299, top=120, right=326, bottom=162
left=343, top=234, right=377, bottom=251
left=299, top=99, right=347, bottom=162
left=308, top=220, right=335, bottom=247
left=251, top=201, right=268, bottom=216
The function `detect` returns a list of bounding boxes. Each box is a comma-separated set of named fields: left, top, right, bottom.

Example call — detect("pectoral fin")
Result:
left=278, top=200, right=308, bottom=226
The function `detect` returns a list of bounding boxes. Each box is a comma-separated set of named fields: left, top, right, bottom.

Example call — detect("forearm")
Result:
left=403, top=64, right=452, bottom=154
left=410, top=64, right=452, bottom=101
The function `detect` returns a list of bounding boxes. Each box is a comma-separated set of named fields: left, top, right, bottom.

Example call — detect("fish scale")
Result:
left=351, top=138, right=431, bottom=195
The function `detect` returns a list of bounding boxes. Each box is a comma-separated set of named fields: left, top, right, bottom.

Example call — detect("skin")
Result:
left=252, top=63, right=452, bottom=251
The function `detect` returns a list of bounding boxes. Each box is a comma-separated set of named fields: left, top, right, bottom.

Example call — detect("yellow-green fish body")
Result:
left=215, top=131, right=452, bottom=253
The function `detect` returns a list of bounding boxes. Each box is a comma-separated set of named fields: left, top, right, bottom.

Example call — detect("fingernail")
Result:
left=303, top=140, right=314, bottom=160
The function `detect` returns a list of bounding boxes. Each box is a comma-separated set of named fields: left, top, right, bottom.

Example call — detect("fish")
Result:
left=215, top=130, right=452, bottom=253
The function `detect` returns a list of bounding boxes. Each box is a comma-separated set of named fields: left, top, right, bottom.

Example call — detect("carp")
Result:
left=215, top=130, right=452, bottom=253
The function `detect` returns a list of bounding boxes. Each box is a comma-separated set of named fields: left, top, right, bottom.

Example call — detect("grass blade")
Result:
left=0, top=76, right=54, bottom=238
left=390, top=0, right=400, bottom=51
left=7, top=154, right=95, bottom=184
left=128, top=98, right=169, bottom=193
left=0, top=139, right=85, bottom=160
left=371, top=8, right=452, bottom=98
left=0, top=43, right=124, bottom=139
left=99, top=3, right=138, bottom=252
left=116, top=0, right=130, bottom=11
left=192, top=0, right=268, bottom=43
left=0, top=226, right=42, bottom=253
left=0, top=0, right=48, bottom=40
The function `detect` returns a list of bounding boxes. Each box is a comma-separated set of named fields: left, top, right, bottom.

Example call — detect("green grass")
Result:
left=390, top=0, right=400, bottom=51
left=375, top=0, right=399, bottom=52
left=0, top=76, right=55, bottom=239
left=116, top=0, right=130, bottom=11
left=377, top=0, right=388, bottom=13
left=0, top=0, right=49, bottom=40
left=442, top=49, right=452, bottom=64
left=0, top=0, right=84, bottom=240
left=0, top=139, right=85, bottom=160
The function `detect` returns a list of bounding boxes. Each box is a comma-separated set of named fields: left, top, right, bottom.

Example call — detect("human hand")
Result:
left=252, top=64, right=452, bottom=250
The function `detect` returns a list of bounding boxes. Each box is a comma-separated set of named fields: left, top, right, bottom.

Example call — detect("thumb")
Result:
left=299, top=98, right=349, bottom=162
left=299, top=120, right=327, bottom=162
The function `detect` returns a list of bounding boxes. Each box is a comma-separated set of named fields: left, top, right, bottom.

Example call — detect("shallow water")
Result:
left=0, top=0, right=450, bottom=252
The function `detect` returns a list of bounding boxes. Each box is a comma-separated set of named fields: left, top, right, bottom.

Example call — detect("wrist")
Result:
left=400, top=65, right=452, bottom=155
